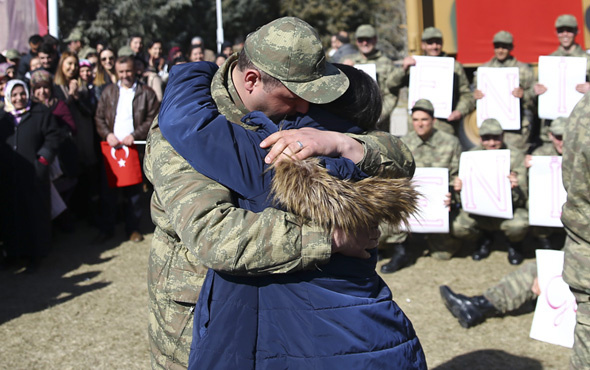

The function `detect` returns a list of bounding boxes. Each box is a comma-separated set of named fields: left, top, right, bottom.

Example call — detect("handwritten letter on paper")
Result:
left=408, top=56, right=455, bottom=119
left=529, top=156, right=566, bottom=227
left=530, top=250, right=577, bottom=348
left=538, top=56, right=586, bottom=119
left=476, top=67, right=520, bottom=130
left=459, top=149, right=513, bottom=219
left=405, top=167, right=450, bottom=233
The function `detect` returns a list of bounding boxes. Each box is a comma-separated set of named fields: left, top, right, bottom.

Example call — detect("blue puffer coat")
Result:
left=159, top=62, right=427, bottom=370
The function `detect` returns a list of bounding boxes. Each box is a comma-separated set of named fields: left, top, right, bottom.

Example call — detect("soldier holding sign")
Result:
left=453, top=119, right=528, bottom=265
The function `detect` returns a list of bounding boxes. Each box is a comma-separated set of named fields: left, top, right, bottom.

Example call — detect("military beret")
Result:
left=117, top=45, right=134, bottom=57
left=550, top=117, right=566, bottom=136
left=493, top=31, right=513, bottom=45
left=5, top=49, right=20, bottom=60
left=555, top=14, right=578, bottom=29
left=422, top=27, right=443, bottom=41
left=244, top=17, right=349, bottom=104
left=64, top=29, right=83, bottom=43
left=479, top=118, right=503, bottom=136
left=356, top=24, right=377, bottom=39
left=411, top=99, right=435, bottom=116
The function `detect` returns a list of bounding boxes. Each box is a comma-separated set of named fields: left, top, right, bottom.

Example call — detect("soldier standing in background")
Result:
left=473, top=31, right=535, bottom=153
left=345, top=24, right=399, bottom=132
left=387, top=27, right=475, bottom=137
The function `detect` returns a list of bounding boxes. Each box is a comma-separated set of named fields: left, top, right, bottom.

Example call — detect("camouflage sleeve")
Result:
left=449, top=138, right=462, bottom=183
left=510, top=148, right=528, bottom=208
left=144, top=122, right=332, bottom=276
left=454, top=62, right=475, bottom=116
left=346, top=130, right=416, bottom=179
left=519, top=63, right=536, bottom=113
left=386, top=67, right=409, bottom=91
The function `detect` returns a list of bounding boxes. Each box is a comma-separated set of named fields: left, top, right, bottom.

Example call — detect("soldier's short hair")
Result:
left=236, top=48, right=282, bottom=93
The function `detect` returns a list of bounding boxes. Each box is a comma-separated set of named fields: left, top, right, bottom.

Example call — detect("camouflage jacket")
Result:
left=561, top=92, right=590, bottom=244
left=474, top=56, right=536, bottom=115
left=532, top=142, right=560, bottom=156
left=401, top=128, right=461, bottom=183
left=144, top=56, right=416, bottom=304
left=349, top=49, right=400, bottom=126
left=470, top=143, right=527, bottom=208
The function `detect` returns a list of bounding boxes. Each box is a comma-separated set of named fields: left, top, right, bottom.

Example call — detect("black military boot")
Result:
left=472, top=234, right=492, bottom=261
left=507, top=241, right=524, bottom=265
left=439, top=285, right=498, bottom=328
left=380, top=244, right=409, bottom=274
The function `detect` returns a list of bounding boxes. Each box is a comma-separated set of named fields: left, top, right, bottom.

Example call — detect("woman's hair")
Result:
left=54, top=50, right=79, bottom=86
left=94, top=47, right=117, bottom=87
left=324, top=64, right=383, bottom=131
left=147, top=40, right=162, bottom=50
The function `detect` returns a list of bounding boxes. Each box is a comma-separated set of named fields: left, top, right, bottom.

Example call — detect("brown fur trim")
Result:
left=270, top=158, right=420, bottom=234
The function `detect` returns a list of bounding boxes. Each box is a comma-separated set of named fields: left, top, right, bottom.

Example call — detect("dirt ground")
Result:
left=0, top=220, right=571, bottom=369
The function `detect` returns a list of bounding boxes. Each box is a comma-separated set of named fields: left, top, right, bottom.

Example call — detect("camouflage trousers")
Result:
left=562, top=231, right=590, bottom=370
left=148, top=228, right=206, bottom=369
left=483, top=261, right=537, bottom=313
left=452, top=208, right=529, bottom=243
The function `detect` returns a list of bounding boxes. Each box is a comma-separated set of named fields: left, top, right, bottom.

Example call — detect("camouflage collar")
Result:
left=211, top=54, right=251, bottom=124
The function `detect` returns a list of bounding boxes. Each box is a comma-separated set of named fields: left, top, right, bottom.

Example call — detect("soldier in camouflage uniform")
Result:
left=561, top=90, right=590, bottom=369
left=345, top=24, right=400, bottom=132
left=525, top=118, right=566, bottom=249
left=439, top=261, right=538, bottom=328
left=438, top=120, right=566, bottom=327
left=535, top=14, right=590, bottom=143
left=144, top=17, right=416, bottom=369
left=386, top=27, right=475, bottom=137
left=473, top=31, right=535, bottom=152
left=452, top=119, right=529, bottom=265
left=381, top=99, right=463, bottom=273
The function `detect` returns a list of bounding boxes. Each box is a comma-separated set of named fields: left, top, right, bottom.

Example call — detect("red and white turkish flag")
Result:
left=100, top=142, right=143, bottom=188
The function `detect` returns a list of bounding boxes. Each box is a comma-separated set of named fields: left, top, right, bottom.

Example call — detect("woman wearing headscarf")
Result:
left=0, top=80, right=62, bottom=271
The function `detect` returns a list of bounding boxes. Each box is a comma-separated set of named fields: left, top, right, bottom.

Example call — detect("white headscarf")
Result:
left=4, top=79, right=30, bottom=114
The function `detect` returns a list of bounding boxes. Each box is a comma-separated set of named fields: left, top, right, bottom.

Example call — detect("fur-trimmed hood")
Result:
left=271, top=158, right=419, bottom=234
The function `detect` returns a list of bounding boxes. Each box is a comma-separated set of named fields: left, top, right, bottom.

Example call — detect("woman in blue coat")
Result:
left=159, top=61, right=426, bottom=369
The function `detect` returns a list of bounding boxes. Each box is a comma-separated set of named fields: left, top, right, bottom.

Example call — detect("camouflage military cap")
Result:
left=479, top=118, right=503, bottom=136
left=244, top=17, right=349, bottom=104
left=411, top=99, right=434, bottom=116
left=550, top=117, right=566, bottom=136
left=356, top=25, right=376, bottom=39
left=493, top=31, right=513, bottom=44
left=422, top=27, right=443, bottom=41
left=64, top=29, right=83, bottom=43
left=118, top=45, right=134, bottom=57
left=555, top=14, right=578, bottom=29
left=5, top=49, right=20, bottom=60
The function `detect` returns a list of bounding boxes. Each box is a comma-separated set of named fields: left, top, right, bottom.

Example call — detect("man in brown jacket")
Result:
left=95, top=56, right=160, bottom=242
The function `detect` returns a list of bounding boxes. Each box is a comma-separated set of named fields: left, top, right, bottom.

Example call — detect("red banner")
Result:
left=456, top=0, right=586, bottom=65
left=100, top=142, right=143, bottom=188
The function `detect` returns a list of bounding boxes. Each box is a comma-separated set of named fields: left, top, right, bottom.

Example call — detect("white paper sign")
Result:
left=403, top=167, right=450, bottom=233
left=529, top=249, right=577, bottom=348
left=459, top=149, right=513, bottom=219
left=538, top=56, right=586, bottom=119
left=408, top=56, right=455, bottom=119
left=354, top=63, right=377, bottom=82
left=476, top=67, right=521, bottom=130
left=529, top=156, right=566, bottom=227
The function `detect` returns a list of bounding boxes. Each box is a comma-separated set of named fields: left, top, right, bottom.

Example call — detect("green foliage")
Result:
left=58, top=0, right=406, bottom=59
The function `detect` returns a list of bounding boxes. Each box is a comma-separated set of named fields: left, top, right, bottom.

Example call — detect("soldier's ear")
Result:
left=243, top=69, right=261, bottom=92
